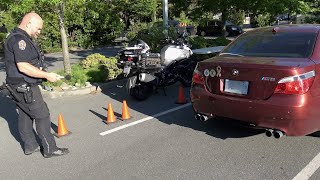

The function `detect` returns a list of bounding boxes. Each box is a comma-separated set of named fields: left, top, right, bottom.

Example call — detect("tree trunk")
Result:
left=221, top=9, right=228, bottom=37
left=58, top=2, right=71, bottom=75
left=152, top=9, right=157, bottom=22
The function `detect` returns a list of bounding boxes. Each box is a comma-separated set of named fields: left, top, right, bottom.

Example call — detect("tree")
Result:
left=112, top=0, right=158, bottom=29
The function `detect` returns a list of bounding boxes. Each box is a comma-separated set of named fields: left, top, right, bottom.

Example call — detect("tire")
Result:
left=180, top=61, right=197, bottom=87
left=311, top=131, right=320, bottom=137
left=126, top=76, right=153, bottom=101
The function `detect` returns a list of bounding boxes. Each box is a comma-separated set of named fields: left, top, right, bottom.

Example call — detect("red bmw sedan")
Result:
left=190, top=25, right=320, bottom=137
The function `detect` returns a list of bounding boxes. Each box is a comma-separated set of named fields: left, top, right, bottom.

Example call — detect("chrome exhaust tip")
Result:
left=200, top=115, right=208, bottom=121
left=273, top=130, right=285, bottom=139
left=265, top=129, right=274, bottom=137
left=195, top=114, right=201, bottom=120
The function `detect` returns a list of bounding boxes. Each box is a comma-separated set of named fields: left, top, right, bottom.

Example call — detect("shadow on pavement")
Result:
left=0, top=96, right=23, bottom=148
left=96, top=81, right=263, bottom=140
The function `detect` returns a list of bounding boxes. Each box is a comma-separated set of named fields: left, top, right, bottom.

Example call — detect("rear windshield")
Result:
left=221, top=31, right=317, bottom=58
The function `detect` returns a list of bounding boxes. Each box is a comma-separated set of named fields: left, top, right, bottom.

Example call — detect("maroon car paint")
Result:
left=191, top=25, right=320, bottom=136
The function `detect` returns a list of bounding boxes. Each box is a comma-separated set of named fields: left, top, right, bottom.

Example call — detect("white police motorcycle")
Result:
left=118, top=31, right=195, bottom=101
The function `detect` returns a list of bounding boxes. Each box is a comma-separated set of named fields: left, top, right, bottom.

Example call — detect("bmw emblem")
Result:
left=232, top=69, right=239, bottom=76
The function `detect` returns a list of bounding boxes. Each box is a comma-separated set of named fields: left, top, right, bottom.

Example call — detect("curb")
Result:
left=41, top=85, right=102, bottom=99
left=41, top=78, right=128, bottom=99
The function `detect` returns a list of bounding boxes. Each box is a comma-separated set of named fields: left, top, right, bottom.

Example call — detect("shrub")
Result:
left=42, top=55, right=122, bottom=89
left=256, top=13, right=272, bottom=27
left=100, top=56, right=122, bottom=79
left=81, top=53, right=122, bottom=80
left=81, top=53, right=108, bottom=69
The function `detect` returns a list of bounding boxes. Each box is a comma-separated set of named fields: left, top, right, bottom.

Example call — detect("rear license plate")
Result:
left=224, top=79, right=249, bottom=95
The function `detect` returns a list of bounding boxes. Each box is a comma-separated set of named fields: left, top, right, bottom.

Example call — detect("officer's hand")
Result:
left=46, top=73, right=64, bottom=82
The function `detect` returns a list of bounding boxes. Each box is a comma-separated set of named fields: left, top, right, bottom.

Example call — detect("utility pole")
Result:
left=162, top=0, right=168, bottom=36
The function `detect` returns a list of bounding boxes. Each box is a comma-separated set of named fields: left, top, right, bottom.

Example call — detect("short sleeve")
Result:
left=11, top=36, right=36, bottom=63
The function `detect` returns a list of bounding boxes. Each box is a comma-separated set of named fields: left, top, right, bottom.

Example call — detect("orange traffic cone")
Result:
left=105, top=103, right=117, bottom=124
left=54, top=114, right=71, bottom=138
left=175, top=84, right=187, bottom=104
left=120, top=100, right=132, bottom=120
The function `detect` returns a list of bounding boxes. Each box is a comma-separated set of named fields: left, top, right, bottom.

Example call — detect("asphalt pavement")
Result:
left=0, top=47, right=319, bottom=179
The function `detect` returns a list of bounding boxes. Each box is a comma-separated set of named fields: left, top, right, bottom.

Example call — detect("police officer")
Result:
left=4, top=12, right=69, bottom=158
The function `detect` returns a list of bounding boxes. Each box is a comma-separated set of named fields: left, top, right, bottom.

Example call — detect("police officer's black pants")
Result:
left=14, top=85, right=58, bottom=154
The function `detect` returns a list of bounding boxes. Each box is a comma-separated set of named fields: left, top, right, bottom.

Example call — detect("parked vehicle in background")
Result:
left=196, top=20, right=242, bottom=37
left=169, top=20, right=197, bottom=36
left=191, top=25, right=320, bottom=137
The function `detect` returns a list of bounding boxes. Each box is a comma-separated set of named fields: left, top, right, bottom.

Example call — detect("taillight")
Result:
left=274, top=71, right=315, bottom=95
left=192, top=68, right=204, bottom=85
left=128, top=57, right=133, bottom=61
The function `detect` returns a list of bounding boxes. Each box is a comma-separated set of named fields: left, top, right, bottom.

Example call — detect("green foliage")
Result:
left=2, top=0, right=318, bottom=55
left=69, top=63, right=88, bottom=86
left=81, top=53, right=108, bottom=69
left=42, top=64, right=88, bottom=88
left=81, top=54, right=122, bottom=80
left=136, top=21, right=178, bottom=52
left=42, top=53, right=123, bottom=89
left=305, top=16, right=320, bottom=24
left=126, top=22, right=149, bottom=41
left=174, top=11, right=194, bottom=25
left=86, top=65, right=108, bottom=83
left=228, top=9, right=245, bottom=25
left=256, top=13, right=272, bottom=27
left=101, top=57, right=122, bottom=80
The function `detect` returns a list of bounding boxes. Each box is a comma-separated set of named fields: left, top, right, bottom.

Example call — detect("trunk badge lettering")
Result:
left=262, top=77, right=276, bottom=81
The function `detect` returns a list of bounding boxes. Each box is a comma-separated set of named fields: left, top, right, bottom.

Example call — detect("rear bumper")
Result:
left=191, top=86, right=320, bottom=136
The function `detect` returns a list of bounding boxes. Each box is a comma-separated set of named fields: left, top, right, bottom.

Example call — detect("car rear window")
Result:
left=221, top=31, right=317, bottom=58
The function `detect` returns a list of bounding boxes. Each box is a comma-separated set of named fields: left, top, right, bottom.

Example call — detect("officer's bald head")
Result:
left=19, top=12, right=43, bottom=39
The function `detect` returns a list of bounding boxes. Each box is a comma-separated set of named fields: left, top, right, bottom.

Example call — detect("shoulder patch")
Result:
left=18, top=40, right=26, bottom=50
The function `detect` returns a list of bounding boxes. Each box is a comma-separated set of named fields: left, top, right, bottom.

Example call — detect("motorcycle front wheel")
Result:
left=126, top=76, right=154, bottom=101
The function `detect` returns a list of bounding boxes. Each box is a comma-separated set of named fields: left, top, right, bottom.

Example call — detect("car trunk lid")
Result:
left=196, top=56, right=316, bottom=100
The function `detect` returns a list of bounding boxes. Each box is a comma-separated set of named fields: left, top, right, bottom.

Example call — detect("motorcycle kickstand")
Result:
left=156, top=86, right=167, bottom=96
left=162, top=86, right=167, bottom=96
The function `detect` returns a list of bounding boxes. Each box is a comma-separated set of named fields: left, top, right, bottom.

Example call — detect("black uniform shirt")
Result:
left=5, top=28, right=41, bottom=84
left=7, top=28, right=39, bottom=64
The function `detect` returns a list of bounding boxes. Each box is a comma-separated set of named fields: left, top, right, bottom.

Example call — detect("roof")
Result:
left=251, top=24, right=320, bottom=33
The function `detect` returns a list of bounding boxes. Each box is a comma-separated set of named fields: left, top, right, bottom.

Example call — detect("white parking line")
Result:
left=100, top=103, right=192, bottom=136
left=292, top=152, right=320, bottom=180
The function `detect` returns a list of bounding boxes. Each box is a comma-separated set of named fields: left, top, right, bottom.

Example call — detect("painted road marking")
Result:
left=292, top=152, right=320, bottom=180
left=100, top=103, right=191, bottom=136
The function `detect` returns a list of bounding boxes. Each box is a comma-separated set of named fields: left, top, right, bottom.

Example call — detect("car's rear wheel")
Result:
left=311, top=131, right=320, bottom=137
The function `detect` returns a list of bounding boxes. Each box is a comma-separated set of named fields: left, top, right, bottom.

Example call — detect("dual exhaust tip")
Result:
left=195, top=114, right=286, bottom=138
left=265, top=129, right=285, bottom=139
left=195, top=114, right=209, bottom=121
